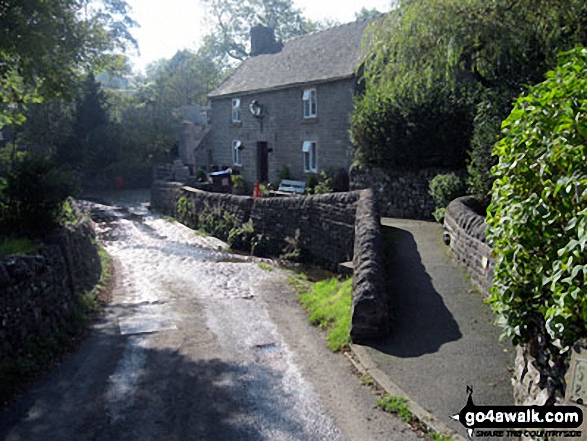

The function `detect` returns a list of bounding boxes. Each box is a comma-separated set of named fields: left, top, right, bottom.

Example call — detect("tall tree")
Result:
left=355, top=7, right=381, bottom=21
left=201, top=0, right=318, bottom=61
left=0, top=0, right=137, bottom=128
left=352, top=0, right=587, bottom=195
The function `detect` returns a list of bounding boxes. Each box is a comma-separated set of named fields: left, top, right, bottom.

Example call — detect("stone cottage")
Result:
left=205, top=19, right=371, bottom=186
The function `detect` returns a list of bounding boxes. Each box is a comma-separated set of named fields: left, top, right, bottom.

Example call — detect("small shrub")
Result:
left=251, top=233, right=270, bottom=257
left=227, top=219, right=254, bottom=251
left=278, top=164, right=292, bottom=181
left=428, top=173, right=466, bottom=222
left=280, top=228, right=302, bottom=261
left=177, top=196, right=197, bottom=228
left=198, top=203, right=236, bottom=241
left=305, top=174, right=319, bottom=193
left=1, top=152, right=80, bottom=237
left=231, top=174, right=244, bottom=188
left=487, top=48, right=587, bottom=391
left=314, top=170, right=333, bottom=194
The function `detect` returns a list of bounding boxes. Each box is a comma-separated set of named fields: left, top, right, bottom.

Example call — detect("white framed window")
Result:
left=232, top=98, right=241, bottom=123
left=302, top=141, right=317, bottom=173
left=302, top=88, right=317, bottom=119
left=233, top=140, right=243, bottom=165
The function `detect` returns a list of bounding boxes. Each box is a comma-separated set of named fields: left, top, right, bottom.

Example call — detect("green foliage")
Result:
left=355, top=7, right=381, bottom=21
left=429, top=173, right=466, bottom=222
left=487, top=48, right=587, bottom=358
left=280, top=228, right=302, bottom=261
left=0, top=237, right=43, bottom=258
left=227, top=219, right=255, bottom=251
left=177, top=196, right=197, bottom=228
left=467, top=91, right=516, bottom=201
left=355, top=0, right=587, bottom=186
left=351, top=84, right=473, bottom=169
left=201, top=0, right=318, bottom=62
left=197, top=202, right=237, bottom=242
left=250, top=233, right=270, bottom=257
left=376, top=395, right=412, bottom=423
left=0, top=0, right=136, bottom=128
left=313, top=170, right=333, bottom=194
left=1, top=153, right=80, bottom=237
left=231, top=174, right=245, bottom=188
left=297, top=277, right=352, bottom=351
left=305, top=174, right=319, bottom=193
left=258, top=262, right=273, bottom=272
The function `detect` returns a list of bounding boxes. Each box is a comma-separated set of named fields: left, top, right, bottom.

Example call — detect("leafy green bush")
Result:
left=231, top=174, right=244, bottom=188
left=0, top=237, right=43, bottom=257
left=428, top=173, right=466, bottom=222
left=198, top=203, right=236, bottom=241
left=314, top=170, right=333, bottom=194
left=227, top=219, right=254, bottom=251
left=351, top=82, right=473, bottom=170
left=0, top=153, right=80, bottom=237
left=467, top=91, right=515, bottom=203
left=305, top=174, right=318, bottom=193
left=487, top=48, right=587, bottom=361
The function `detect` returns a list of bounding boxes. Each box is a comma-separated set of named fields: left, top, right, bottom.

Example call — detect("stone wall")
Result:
left=250, top=191, right=359, bottom=267
left=0, top=215, right=101, bottom=362
left=350, top=190, right=388, bottom=340
left=443, top=196, right=494, bottom=295
left=151, top=181, right=387, bottom=340
left=351, top=166, right=466, bottom=220
left=442, top=196, right=570, bottom=409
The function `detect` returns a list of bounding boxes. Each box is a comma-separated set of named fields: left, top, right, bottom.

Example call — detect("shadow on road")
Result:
left=367, top=226, right=462, bottom=358
left=0, top=324, right=313, bottom=441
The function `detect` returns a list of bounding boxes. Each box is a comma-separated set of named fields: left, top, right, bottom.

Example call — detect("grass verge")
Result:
left=0, top=245, right=114, bottom=406
left=290, top=274, right=352, bottom=352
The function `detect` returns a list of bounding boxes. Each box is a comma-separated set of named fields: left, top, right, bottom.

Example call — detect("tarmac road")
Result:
left=0, top=193, right=417, bottom=441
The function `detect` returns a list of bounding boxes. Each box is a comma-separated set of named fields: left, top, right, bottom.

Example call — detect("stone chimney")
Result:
left=250, top=25, right=283, bottom=56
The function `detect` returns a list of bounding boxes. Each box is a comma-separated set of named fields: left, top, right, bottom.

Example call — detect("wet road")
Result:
left=0, top=192, right=417, bottom=441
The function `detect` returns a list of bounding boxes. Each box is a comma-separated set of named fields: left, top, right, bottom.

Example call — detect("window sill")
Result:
left=301, top=117, right=318, bottom=124
left=231, top=121, right=242, bottom=127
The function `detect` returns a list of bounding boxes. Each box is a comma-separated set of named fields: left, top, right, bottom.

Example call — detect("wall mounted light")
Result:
left=249, top=100, right=263, bottom=118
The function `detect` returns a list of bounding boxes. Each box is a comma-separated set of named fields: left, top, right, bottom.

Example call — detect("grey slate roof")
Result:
left=208, top=19, right=371, bottom=98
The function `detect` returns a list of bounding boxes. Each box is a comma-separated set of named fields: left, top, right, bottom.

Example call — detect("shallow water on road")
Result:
left=88, top=198, right=344, bottom=440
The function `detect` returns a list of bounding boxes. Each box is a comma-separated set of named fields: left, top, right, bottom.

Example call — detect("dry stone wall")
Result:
left=151, top=181, right=388, bottom=340
left=351, top=166, right=466, bottom=220
left=442, top=195, right=572, bottom=408
left=0, top=216, right=101, bottom=362
left=351, top=190, right=388, bottom=340
left=443, top=196, right=494, bottom=295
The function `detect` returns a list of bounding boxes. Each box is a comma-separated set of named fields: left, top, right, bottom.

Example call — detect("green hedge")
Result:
left=487, top=48, right=587, bottom=358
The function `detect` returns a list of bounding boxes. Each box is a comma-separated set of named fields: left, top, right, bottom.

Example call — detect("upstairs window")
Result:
left=302, top=88, right=317, bottom=119
left=233, top=140, right=243, bottom=165
left=232, top=98, right=241, bottom=123
left=302, top=141, right=317, bottom=172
